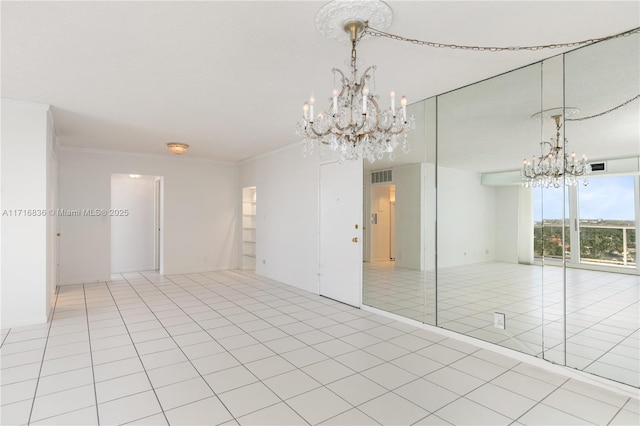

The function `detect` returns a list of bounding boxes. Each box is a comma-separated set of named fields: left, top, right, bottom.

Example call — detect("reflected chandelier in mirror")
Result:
left=522, top=109, right=591, bottom=188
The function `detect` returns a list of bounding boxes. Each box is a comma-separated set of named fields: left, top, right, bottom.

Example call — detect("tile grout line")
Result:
left=165, top=272, right=454, bottom=424
left=401, top=358, right=519, bottom=424
left=570, top=320, right=639, bottom=372
left=414, top=358, right=565, bottom=425
left=605, top=398, right=632, bottom=426
left=0, top=329, right=11, bottom=348
left=148, top=272, right=392, bottom=422
left=115, top=274, right=247, bottom=424
left=82, top=284, right=101, bottom=426
left=509, top=376, right=600, bottom=425
left=26, top=286, right=61, bottom=425
left=134, top=272, right=318, bottom=425
left=102, top=278, right=171, bottom=426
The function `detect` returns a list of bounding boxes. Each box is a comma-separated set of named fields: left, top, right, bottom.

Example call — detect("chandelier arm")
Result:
left=386, top=127, right=408, bottom=136
left=332, top=68, right=348, bottom=94
left=358, top=65, right=377, bottom=89
left=363, top=23, right=640, bottom=52
left=540, top=140, right=555, bottom=154
left=351, top=117, right=368, bottom=134
left=333, top=121, right=351, bottom=133
left=531, top=141, right=553, bottom=169
left=306, top=123, right=333, bottom=138
left=333, top=114, right=369, bottom=133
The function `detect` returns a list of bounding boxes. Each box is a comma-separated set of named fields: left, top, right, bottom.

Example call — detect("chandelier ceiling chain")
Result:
left=364, top=24, right=640, bottom=52
left=566, top=94, right=640, bottom=121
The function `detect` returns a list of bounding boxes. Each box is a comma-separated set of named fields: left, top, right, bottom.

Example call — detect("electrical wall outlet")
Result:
left=494, top=312, right=506, bottom=330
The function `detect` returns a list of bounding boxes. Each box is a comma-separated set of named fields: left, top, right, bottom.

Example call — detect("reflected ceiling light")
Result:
left=296, top=0, right=414, bottom=164
left=129, top=174, right=141, bottom=179
left=167, top=142, right=189, bottom=155
left=522, top=108, right=591, bottom=188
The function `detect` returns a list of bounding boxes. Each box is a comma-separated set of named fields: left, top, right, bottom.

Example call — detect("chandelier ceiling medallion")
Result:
left=296, top=0, right=414, bottom=164
left=522, top=108, right=591, bottom=188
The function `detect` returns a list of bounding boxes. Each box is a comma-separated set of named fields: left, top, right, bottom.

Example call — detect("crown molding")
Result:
left=238, top=140, right=302, bottom=165
left=57, top=145, right=237, bottom=166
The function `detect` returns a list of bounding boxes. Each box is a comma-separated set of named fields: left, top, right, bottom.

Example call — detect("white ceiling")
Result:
left=2, top=1, right=639, bottom=163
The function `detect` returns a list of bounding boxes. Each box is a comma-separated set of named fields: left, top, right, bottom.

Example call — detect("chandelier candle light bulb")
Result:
left=390, top=91, right=396, bottom=116
left=401, top=95, right=407, bottom=121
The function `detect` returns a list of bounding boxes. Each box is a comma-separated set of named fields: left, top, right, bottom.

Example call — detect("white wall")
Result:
left=111, top=174, right=156, bottom=273
left=437, top=166, right=496, bottom=268
left=58, top=150, right=239, bottom=284
left=1, top=99, right=53, bottom=327
left=424, top=162, right=436, bottom=271
left=494, top=186, right=520, bottom=263
left=239, top=144, right=319, bottom=293
left=518, top=187, right=535, bottom=264
left=394, top=163, right=425, bottom=270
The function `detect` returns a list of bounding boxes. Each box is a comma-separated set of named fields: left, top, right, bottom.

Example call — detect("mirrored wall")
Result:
left=562, top=33, right=639, bottom=386
left=362, top=32, right=639, bottom=388
left=362, top=97, right=437, bottom=325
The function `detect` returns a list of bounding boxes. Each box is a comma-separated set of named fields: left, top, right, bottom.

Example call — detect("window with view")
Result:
left=533, top=175, right=637, bottom=268
left=578, top=175, right=636, bottom=267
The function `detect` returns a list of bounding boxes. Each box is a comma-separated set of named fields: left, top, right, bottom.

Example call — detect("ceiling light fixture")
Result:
left=167, top=142, right=189, bottom=155
left=522, top=108, right=591, bottom=188
left=129, top=174, right=141, bottom=179
left=296, top=1, right=414, bottom=164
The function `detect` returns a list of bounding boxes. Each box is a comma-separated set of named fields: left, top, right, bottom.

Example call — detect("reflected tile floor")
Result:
left=364, top=261, right=640, bottom=388
left=1, top=270, right=638, bottom=425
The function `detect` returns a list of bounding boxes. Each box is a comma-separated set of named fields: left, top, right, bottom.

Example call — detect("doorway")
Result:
left=370, top=184, right=396, bottom=262
left=110, top=174, right=163, bottom=274
left=242, top=186, right=257, bottom=270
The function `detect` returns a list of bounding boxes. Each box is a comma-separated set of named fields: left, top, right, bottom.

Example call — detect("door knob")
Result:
left=352, top=237, right=358, bottom=243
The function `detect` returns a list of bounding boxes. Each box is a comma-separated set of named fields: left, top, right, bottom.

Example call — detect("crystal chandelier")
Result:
left=522, top=112, right=591, bottom=188
left=296, top=19, right=414, bottom=164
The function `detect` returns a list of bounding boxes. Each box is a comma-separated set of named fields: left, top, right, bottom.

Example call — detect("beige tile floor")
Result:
left=1, top=269, right=638, bottom=425
left=363, top=261, right=639, bottom=388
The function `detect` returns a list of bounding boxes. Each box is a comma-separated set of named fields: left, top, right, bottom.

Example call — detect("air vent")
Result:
left=371, top=169, right=392, bottom=184
left=590, top=162, right=606, bottom=172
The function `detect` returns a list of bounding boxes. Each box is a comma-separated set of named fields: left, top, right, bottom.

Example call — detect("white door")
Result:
left=319, top=160, right=363, bottom=307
